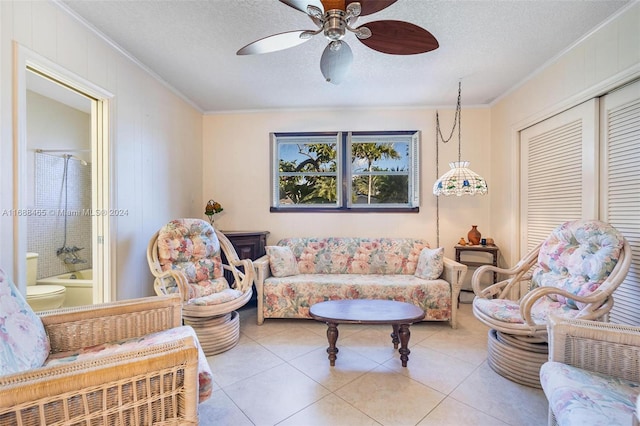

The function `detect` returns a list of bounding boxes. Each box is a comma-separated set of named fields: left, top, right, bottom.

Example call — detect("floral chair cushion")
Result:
left=46, top=325, right=214, bottom=403
left=277, top=237, right=428, bottom=275
left=540, top=361, right=639, bottom=426
left=415, top=247, right=444, bottom=280
left=266, top=245, right=299, bottom=277
left=532, top=220, right=624, bottom=309
left=0, top=269, right=50, bottom=376
left=474, top=297, right=580, bottom=324
left=158, top=219, right=240, bottom=304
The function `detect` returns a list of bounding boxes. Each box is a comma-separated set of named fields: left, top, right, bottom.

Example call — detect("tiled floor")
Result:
left=198, top=303, right=548, bottom=425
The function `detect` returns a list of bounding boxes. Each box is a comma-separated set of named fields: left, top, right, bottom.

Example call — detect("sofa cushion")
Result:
left=541, top=361, right=639, bottom=426
left=263, top=274, right=450, bottom=321
left=45, top=325, right=214, bottom=403
left=276, top=237, right=428, bottom=275
left=415, top=247, right=444, bottom=280
left=0, top=269, right=50, bottom=376
left=266, top=245, right=299, bottom=277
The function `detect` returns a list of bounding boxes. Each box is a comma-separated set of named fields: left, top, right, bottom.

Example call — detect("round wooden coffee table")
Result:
left=309, top=299, right=425, bottom=367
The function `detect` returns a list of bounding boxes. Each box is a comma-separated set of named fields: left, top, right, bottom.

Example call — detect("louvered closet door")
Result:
left=520, top=99, right=599, bottom=255
left=601, top=79, right=640, bottom=325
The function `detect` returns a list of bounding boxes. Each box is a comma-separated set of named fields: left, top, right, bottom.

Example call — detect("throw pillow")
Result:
left=266, top=246, right=299, bottom=277
left=415, top=247, right=445, bottom=280
left=0, top=268, right=50, bottom=376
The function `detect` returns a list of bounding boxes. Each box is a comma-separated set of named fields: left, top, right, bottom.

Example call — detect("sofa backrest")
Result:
left=276, top=237, right=429, bottom=275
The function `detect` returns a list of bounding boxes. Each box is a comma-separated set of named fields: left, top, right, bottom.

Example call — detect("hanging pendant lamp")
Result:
left=433, top=82, right=488, bottom=196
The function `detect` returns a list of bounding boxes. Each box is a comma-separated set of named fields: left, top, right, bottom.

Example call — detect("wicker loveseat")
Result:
left=254, top=237, right=467, bottom=328
left=0, top=268, right=213, bottom=425
left=541, top=316, right=640, bottom=426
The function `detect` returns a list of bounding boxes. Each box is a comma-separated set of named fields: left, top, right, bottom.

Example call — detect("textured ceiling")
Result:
left=59, top=0, right=631, bottom=113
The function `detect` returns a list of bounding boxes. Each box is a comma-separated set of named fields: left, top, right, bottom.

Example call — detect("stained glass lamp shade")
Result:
left=433, top=161, right=488, bottom=196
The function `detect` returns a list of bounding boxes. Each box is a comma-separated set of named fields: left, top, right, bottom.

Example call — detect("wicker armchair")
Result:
left=0, top=293, right=204, bottom=425
left=147, top=218, right=254, bottom=355
left=472, top=219, right=631, bottom=388
left=541, top=316, right=640, bottom=426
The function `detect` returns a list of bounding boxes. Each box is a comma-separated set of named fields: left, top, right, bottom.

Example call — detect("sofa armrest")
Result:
left=254, top=255, right=271, bottom=325
left=40, top=294, right=183, bottom=354
left=442, top=257, right=468, bottom=329
left=442, top=257, right=467, bottom=293
left=547, top=316, right=640, bottom=382
left=0, top=335, right=199, bottom=424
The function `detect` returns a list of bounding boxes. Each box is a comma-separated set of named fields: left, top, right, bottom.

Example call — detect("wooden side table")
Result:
left=454, top=244, right=500, bottom=283
left=221, top=230, right=269, bottom=262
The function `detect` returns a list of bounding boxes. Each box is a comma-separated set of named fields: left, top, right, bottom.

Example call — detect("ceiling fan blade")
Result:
left=237, top=31, right=312, bottom=55
left=356, top=20, right=439, bottom=55
left=280, top=0, right=324, bottom=14
left=320, top=41, right=353, bottom=84
left=346, top=0, right=397, bottom=16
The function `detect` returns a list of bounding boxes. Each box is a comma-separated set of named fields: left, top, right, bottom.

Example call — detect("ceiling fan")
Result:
left=236, top=0, right=439, bottom=84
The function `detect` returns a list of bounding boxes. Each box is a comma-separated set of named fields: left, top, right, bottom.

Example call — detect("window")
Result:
left=271, top=131, right=420, bottom=212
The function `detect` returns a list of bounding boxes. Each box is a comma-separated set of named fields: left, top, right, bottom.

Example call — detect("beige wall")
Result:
left=2, top=1, right=638, bottom=299
left=203, top=107, right=492, bottom=260
left=490, top=2, right=640, bottom=266
left=0, top=1, right=203, bottom=299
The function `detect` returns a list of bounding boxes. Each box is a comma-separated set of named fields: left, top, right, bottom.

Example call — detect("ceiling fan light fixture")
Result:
left=320, top=40, right=353, bottom=84
left=237, top=0, right=439, bottom=83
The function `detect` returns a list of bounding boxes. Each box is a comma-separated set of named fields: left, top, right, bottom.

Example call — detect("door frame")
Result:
left=12, top=41, right=114, bottom=303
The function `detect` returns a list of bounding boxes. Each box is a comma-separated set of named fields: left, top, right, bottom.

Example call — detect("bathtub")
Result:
left=36, top=269, right=93, bottom=307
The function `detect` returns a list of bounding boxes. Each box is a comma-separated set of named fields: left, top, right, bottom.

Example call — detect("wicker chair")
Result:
left=472, top=219, right=631, bottom=388
left=0, top=292, right=205, bottom=425
left=147, top=218, right=254, bottom=355
left=541, top=316, right=640, bottom=426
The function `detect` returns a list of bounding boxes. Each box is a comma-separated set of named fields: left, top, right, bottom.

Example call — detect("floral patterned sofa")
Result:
left=254, top=237, right=467, bottom=328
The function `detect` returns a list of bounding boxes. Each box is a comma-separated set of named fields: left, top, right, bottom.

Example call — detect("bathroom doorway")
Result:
left=14, top=44, right=112, bottom=306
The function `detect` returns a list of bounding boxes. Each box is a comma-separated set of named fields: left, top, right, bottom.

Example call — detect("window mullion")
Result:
left=343, top=132, right=350, bottom=209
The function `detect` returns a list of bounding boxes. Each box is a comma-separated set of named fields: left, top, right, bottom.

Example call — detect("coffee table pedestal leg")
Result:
left=391, top=324, right=400, bottom=349
left=326, top=322, right=339, bottom=366
left=398, top=323, right=411, bottom=367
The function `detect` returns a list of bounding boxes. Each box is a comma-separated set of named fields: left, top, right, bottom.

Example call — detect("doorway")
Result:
left=13, top=43, right=112, bottom=305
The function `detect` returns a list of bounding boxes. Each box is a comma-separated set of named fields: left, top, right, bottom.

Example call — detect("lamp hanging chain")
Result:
left=457, top=89, right=462, bottom=163
left=434, top=81, right=463, bottom=247
left=435, top=81, right=462, bottom=147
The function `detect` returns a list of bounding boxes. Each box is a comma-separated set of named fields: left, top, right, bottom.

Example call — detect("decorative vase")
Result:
left=468, top=225, right=481, bottom=245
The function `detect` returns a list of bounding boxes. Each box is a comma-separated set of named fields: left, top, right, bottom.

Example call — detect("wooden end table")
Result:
left=309, top=299, right=425, bottom=367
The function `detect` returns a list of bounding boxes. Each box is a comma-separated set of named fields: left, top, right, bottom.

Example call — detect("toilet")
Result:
left=26, top=252, right=66, bottom=311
